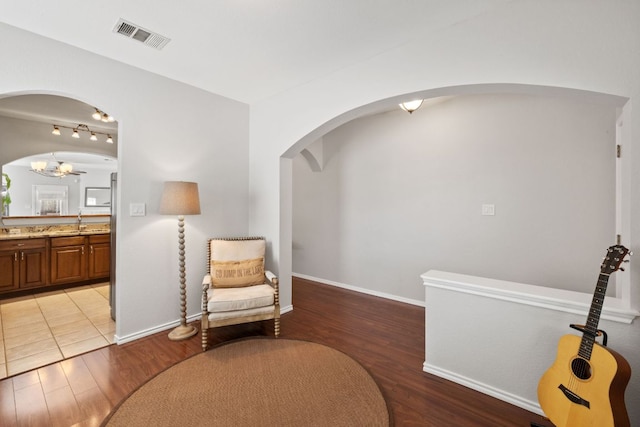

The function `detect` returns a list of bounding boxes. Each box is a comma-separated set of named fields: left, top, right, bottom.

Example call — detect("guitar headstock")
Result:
left=601, top=245, right=630, bottom=274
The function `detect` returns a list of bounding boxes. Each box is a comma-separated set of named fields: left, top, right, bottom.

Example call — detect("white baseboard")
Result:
left=115, top=274, right=416, bottom=344
left=423, top=362, right=544, bottom=416
left=292, top=273, right=425, bottom=307
left=115, top=312, right=201, bottom=344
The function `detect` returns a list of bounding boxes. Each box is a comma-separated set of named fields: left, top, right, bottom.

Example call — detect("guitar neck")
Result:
left=578, top=273, right=610, bottom=360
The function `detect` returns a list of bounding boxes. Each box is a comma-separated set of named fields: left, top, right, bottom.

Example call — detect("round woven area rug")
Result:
left=102, top=338, right=390, bottom=426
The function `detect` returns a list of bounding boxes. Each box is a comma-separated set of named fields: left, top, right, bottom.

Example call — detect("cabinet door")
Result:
left=0, top=250, right=19, bottom=292
left=50, top=245, right=87, bottom=284
left=19, top=248, right=48, bottom=288
left=89, top=242, right=110, bottom=279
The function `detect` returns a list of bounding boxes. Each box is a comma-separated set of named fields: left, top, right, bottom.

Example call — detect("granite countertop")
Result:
left=0, top=226, right=110, bottom=240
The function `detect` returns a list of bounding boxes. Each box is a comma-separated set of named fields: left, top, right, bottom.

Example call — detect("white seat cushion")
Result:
left=207, top=284, right=275, bottom=313
left=207, top=305, right=275, bottom=322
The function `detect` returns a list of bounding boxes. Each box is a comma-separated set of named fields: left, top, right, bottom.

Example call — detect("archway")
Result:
left=0, top=92, right=120, bottom=377
left=280, top=83, right=630, bottom=308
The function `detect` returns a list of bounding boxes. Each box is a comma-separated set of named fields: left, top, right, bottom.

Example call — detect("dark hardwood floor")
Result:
left=0, top=277, right=553, bottom=426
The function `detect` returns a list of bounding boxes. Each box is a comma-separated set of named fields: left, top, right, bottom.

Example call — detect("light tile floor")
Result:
left=0, top=283, right=115, bottom=379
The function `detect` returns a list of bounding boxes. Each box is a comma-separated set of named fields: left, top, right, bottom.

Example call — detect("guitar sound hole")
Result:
left=571, top=357, right=592, bottom=380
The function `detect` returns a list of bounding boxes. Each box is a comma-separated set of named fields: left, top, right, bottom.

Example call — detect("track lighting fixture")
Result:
left=52, top=123, right=115, bottom=144
left=92, top=107, right=115, bottom=123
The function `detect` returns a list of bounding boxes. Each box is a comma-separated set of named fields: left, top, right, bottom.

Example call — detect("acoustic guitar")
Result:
left=537, top=245, right=631, bottom=427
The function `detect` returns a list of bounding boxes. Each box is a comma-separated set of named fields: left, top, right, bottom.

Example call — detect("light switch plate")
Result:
left=481, top=204, right=495, bottom=216
left=130, top=203, right=146, bottom=217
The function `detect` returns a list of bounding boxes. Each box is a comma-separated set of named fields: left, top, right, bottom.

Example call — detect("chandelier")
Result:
left=52, top=123, right=114, bottom=144
left=30, top=153, right=86, bottom=178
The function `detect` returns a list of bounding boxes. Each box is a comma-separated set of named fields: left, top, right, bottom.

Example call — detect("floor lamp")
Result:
left=159, top=181, right=201, bottom=341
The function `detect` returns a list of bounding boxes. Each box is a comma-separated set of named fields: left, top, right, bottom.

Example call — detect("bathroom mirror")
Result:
left=85, top=187, right=111, bottom=207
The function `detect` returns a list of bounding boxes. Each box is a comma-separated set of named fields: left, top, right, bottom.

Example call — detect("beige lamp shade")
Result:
left=159, top=181, right=201, bottom=215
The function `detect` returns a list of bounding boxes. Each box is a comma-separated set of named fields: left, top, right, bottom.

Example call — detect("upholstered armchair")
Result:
left=201, top=237, right=280, bottom=351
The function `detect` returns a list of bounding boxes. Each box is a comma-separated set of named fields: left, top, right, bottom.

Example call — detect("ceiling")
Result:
left=0, top=94, right=118, bottom=168
left=0, top=1, right=510, bottom=104
left=0, top=94, right=117, bottom=133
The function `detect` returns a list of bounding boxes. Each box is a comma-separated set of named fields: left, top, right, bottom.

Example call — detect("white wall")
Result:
left=249, top=2, right=640, bottom=424
left=293, top=94, right=618, bottom=301
left=423, top=271, right=639, bottom=418
left=0, top=22, right=250, bottom=340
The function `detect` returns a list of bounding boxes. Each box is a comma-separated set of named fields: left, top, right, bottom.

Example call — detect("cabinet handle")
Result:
left=81, top=247, right=85, bottom=255
left=17, top=243, right=25, bottom=247
left=14, top=252, right=18, bottom=262
left=21, top=251, right=24, bottom=261
left=90, top=245, right=94, bottom=255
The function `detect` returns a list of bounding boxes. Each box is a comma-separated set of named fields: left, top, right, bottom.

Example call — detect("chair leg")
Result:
left=201, top=326, right=208, bottom=351
left=274, top=318, right=280, bottom=338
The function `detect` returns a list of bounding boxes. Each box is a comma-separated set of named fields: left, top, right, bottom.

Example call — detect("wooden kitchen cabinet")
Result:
left=0, top=233, right=110, bottom=296
left=0, top=238, right=48, bottom=292
left=88, top=234, right=110, bottom=279
left=50, top=235, right=87, bottom=284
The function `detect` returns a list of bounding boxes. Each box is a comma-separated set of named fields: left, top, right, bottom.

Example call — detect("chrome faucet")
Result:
left=77, top=209, right=82, bottom=230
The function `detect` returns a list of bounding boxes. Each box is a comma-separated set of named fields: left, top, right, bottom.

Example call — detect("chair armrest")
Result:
left=265, top=271, right=279, bottom=306
left=265, top=270, right=278, bottom=284
left=202, top=274, right=211, bottom=289
left=202, top=274, right=211, bottom=311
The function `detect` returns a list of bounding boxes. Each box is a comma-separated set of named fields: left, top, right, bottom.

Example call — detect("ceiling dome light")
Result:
left=72, top=128, right=80, bottom=138
left=52, top=126, right=61, bottom=136
left=399, top=99, right=424, bottom=114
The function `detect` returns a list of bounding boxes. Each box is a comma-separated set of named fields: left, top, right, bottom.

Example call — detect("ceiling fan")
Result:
left=30, top=153, right=87, bottom=178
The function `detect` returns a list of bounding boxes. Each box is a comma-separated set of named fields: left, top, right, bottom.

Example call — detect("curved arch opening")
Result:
left=284, top=83, right=630, bottom=306
left=0, top=91, right=118, bottom=377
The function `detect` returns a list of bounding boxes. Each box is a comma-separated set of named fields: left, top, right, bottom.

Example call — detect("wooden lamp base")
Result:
left=168, top=324, right=198, bottom=341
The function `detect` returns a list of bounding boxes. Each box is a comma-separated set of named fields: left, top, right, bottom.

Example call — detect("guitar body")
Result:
left=538, top=334, right=631, bottom=427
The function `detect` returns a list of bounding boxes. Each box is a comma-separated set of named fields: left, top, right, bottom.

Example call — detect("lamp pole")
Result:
left=159, top=181, right=201, bottom=341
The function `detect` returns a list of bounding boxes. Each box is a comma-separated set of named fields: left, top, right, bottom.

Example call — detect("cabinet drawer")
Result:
left=50, top=236, right=86, bottom=247
left=88, top=234, right=110, bottom=244
left=0, top=238, right=46, bottom=251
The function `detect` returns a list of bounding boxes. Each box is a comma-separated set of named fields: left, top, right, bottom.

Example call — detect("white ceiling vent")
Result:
left=113, top=19, right=170, bottom=50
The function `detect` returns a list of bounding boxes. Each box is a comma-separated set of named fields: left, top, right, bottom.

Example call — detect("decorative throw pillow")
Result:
left=211, top=257, right=265, bottom=288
